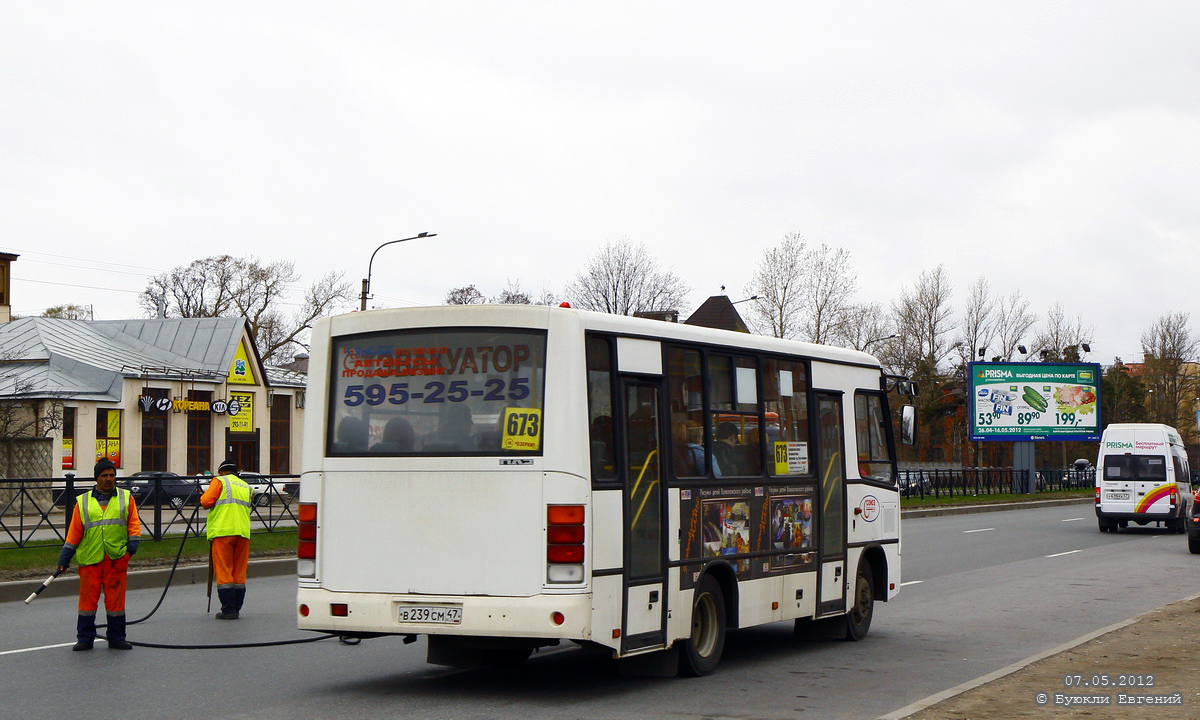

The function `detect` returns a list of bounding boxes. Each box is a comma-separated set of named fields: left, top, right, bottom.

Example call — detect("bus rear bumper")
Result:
left=296, top=587, right=593, bottom=639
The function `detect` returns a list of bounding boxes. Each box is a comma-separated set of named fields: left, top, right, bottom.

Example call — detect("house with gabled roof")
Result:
left=0, top=314, right=306, bottom=477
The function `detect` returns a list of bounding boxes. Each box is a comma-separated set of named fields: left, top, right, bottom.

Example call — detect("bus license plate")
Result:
left=1105, top=492, right=1130, bottom=500
left=397, top=605, right=462, bottom=624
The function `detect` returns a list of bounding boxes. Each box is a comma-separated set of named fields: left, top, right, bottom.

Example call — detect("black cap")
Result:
left=217, top=458, right=237, bottom=474
left=94, top=459, right=116, bottom=479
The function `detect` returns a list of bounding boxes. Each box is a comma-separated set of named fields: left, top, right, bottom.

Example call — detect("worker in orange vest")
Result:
left=56, top=459, right=141, bottom=651
left=200, top=459, right=252, bottom=619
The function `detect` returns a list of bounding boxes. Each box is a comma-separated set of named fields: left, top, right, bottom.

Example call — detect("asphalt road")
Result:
left=2, top=503, right=1196, bottom=720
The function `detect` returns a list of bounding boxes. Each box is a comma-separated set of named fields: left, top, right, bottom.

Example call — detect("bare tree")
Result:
left=744, top=234, right=807, bottom=339
left=445, top=285, right=486, bottom=305
left=955, top=278, right=995, bottom=368
left=842, top=302, right=895, bottom=353
left=1033, top=303, right=1093, bottom=362
left=42, top=304, right=92, bottom=320
left=891, top=265, right=957, bottom=378
left=993, top=290, right=1038, bottom=361
left=139, top=255, right=353, bottom=363
left=1140, top=312, right=1200, bottom=428
left=802, top=243, right=858, bottom=345
left=491, top=280, right=533, bottom=305
left=565, top=238, right=689, bottom=316
left=0, top=350, right=65, bottom=439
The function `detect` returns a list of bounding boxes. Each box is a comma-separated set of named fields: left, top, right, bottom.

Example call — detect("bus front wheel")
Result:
left=845, top=561, right=874, bottom=641
left=682, top=576, right=726, bottom=676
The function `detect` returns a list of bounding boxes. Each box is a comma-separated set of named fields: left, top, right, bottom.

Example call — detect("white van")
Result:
left=1095, top=423, right=1191, bottom=533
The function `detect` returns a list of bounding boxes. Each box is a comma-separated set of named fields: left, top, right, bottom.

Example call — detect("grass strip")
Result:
left=901, top=489, right=1092, bottom=509
left=0, top=529, right=297, bottom=576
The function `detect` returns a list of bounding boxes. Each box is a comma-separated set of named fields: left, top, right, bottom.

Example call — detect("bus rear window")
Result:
left=328, top=328, right=547, bottom=456
left=1104, top=455, right=1167, bottom=482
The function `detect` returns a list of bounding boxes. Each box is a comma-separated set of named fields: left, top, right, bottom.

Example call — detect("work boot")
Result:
left=233, top=586, right=246, bottom=614
left=105, top=613, right=131, bottom=649
left=75, top=614, right=97, bottom=650
left=217, top=587, right=238, bottom=618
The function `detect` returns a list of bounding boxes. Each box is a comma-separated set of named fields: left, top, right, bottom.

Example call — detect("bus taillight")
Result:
left=1095, top=487, right=1101, bottom=505
left=298, top=502, right=317, bottom=577
left=547, top=504, right=584, bottom=583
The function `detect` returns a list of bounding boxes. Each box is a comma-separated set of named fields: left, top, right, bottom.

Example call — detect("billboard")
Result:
left=969, top=362, right=1101, bottom=442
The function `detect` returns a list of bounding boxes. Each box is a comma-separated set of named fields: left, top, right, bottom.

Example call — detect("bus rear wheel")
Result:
left=681, top=576, right=726, bottom=676
left=845, top=561, right=874, bottom=641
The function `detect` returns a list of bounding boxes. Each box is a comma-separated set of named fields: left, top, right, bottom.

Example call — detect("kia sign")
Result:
left=968, top=362, right=1102, bottom=442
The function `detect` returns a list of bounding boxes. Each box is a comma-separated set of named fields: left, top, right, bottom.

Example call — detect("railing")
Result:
left=897, top=467, right=1096, bottom=500
left=0, top=473, right=300, bottom=549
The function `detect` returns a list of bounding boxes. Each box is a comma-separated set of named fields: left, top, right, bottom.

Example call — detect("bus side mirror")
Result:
left=901, top=405, right=916, bottom=446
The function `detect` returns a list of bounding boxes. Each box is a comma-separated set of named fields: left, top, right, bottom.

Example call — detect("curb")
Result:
left=877, top=590, right=1200, bottom=720
left=902, top=496, right=1093, bottom=519
left=0, top=557, right=296, bottom=605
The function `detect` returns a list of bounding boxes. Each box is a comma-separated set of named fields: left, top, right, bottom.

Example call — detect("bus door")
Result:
left=816, top=392, right=847, bottom=615
left=620, top=379, right=667, bottom=651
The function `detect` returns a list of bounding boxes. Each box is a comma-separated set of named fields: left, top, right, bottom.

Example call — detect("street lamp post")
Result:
left=359, top=232, right=436, bottom=311
left=717, top=295, right=759, bottom=330
left=863, top=333, right=898, bottom=351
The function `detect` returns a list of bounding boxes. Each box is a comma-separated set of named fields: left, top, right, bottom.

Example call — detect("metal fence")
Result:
left=0, top=473, right=300, bottom=549
left=898, top=467, right=1096, bottom=499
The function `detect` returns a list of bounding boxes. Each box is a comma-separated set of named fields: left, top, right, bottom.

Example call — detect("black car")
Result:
left=122, top=472, right=202, bottom=509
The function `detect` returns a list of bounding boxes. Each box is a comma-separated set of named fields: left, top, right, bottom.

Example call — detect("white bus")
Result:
left=296, top=304, right=915, bottom=675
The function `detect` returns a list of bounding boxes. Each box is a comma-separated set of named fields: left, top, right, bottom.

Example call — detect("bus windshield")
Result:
left=328, top=328, right=547, bottom=456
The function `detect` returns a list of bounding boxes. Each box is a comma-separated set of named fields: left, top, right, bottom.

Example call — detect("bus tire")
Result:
left=845, top=560, right=874, bottom=642
left=681, top=576, right=726, bottom=676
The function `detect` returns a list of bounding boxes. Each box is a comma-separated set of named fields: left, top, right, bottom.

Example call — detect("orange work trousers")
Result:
left=78, top=554, right=129, bottom=614
left=211, top=535, right=250, bottom=588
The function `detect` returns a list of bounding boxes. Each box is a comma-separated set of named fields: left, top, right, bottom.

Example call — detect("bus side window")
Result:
left=586, top=335, right=617, bottom=482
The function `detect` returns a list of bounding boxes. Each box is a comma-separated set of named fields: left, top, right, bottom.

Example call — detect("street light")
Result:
left=863, top=333, right=898, bottom=351
left=717, top=295, right=759, bottom=330
left=360, top=232, right=436, bottom=311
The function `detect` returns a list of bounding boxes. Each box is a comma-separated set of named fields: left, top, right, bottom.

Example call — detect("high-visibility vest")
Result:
left=207, top=474, right=252, bottom=541
left=75, top=489, right=132, bottom=565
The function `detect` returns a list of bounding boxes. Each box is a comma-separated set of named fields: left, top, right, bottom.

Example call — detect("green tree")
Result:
left=41, top=304, right=92, bottom=320
left=1100, top=361, right=1148, bottom=428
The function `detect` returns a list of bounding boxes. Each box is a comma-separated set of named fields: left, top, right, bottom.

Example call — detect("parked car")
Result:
left=282, top=479, right=300, bottom=498
left=1066, top=458, right=1095, bottom=489
left=122, top=471, right=202, bottom=509
left=897, top=470, right=932, bottom=498
left=238, top=472, right=288, bottom=507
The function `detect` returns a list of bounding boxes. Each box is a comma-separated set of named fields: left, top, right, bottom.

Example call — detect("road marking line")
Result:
left=1062, top=517, right=1084, bottom=522
left=1046, top=549, right=1082, bottom=558
left=962, top=528, right=994, bottom=534
left=0, top=642, right=75, bottom=657
left=900, top=580, right=923, bottom=587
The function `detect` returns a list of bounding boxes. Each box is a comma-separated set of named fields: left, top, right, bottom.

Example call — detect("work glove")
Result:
left=127, top=538, right=140, bottom=556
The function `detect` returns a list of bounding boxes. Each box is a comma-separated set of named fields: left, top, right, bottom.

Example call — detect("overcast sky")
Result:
left=2, top=2, right=1197, bottom=365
